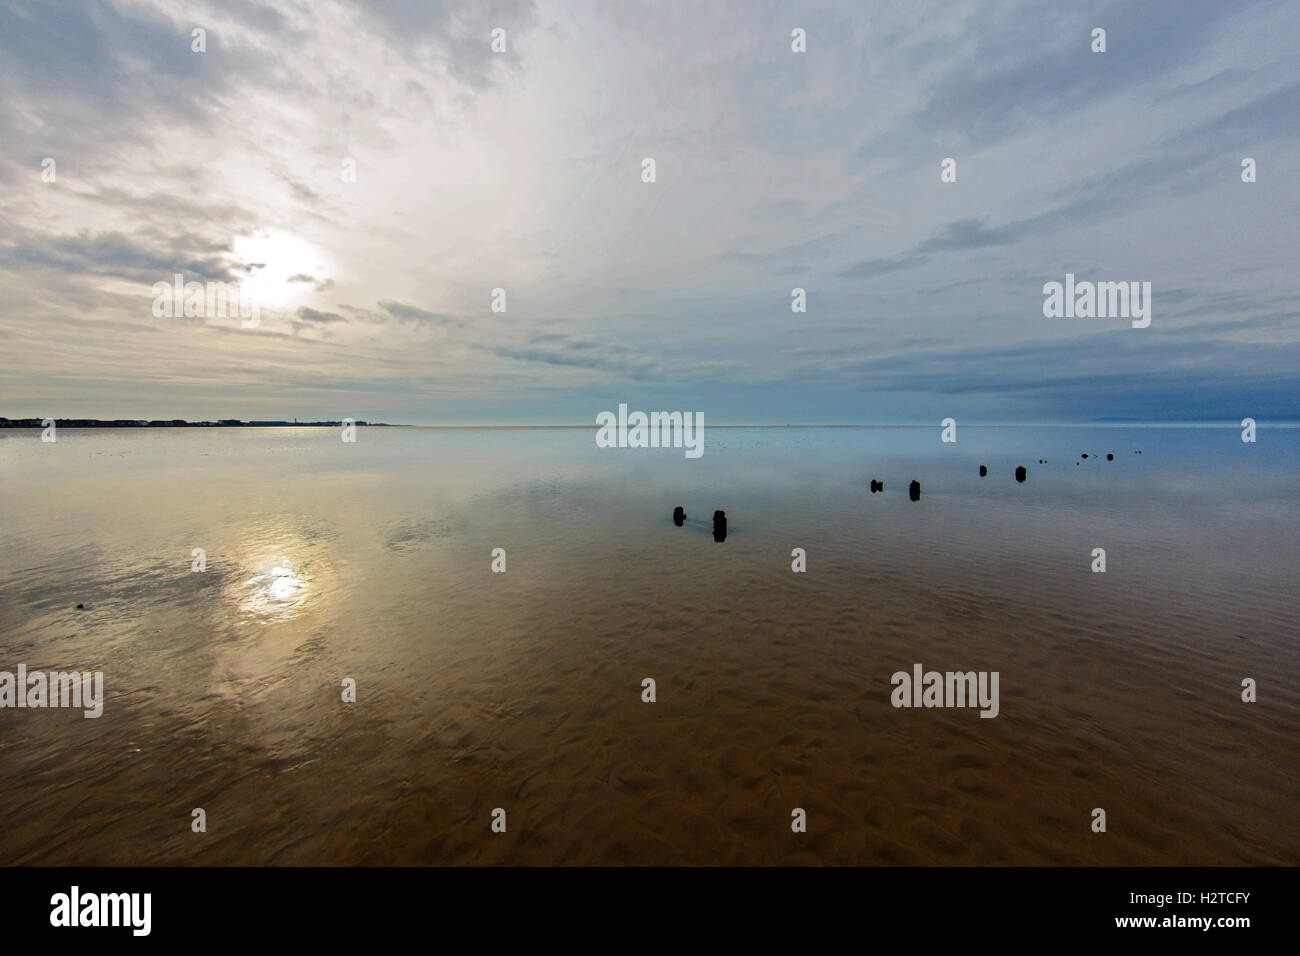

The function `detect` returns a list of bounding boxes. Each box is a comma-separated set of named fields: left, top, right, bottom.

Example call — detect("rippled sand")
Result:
left=1, top=426, right=1296, bottom=864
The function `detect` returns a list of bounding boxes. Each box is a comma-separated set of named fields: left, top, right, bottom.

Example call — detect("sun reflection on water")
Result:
left=239, top=561, right=307, bottom=620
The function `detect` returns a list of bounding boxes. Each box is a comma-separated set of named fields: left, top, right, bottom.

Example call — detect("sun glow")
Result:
left=232, top=233, right=328, bottom=309
left=239, top=561, right=307, bottom=621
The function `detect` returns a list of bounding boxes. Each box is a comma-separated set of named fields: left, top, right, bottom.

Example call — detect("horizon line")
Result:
left=5, top=418, right=1298, bottom=429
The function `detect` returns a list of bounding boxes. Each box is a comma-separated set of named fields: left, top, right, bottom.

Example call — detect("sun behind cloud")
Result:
left=232, top=233, right=331, bottom=310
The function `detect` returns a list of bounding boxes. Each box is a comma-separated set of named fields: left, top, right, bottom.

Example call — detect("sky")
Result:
left=1, top=0, right=1298, bottom=424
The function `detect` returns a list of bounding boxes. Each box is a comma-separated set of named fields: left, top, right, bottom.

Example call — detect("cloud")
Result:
left=295, top=307, right=348, bottom=324
left=0, top=228, right=240, bottom=284
left=839, top=253, right=930, bottom=280
left=288, top=274, right=336, bottom=292
left=351, top=0, right=538, bottom=89
left=475, top=330, right=659, bottom=379
left=917, top=218, right=1021, bottom=252
left=908, top=0, right=1267, bottom=148
left=1, top=0, right=1297, bottom=421
left=376, top=301, right=464, bottom=327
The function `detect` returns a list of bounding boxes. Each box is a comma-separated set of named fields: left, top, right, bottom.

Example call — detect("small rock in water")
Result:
left=870, top=479, right=883, bottom=493
left=712, top=510, right=727, bottom=542
left=672, top=506, right=686, bottom=526
left=978, top=465, right=987, bottom=477
left=1015, top=466, right=1027, bottom=482
left=908, top=480, right=921, bottom=501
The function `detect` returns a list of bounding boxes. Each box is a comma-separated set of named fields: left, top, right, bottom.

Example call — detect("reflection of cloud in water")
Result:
left=384, top=516, right=463, bottom=554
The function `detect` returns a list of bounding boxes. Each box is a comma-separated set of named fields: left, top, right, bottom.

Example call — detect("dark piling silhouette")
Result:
left=979, top=465, right=987, bottom=477
left=908, top=480, right=921, bottom=501
left=672, top=505, right=686, bottom=526
left=870, top=479, right=884, bottom=493
left=1015, top=465, right=1027, bottom=482
left=713, top=510, right=727, bottom=542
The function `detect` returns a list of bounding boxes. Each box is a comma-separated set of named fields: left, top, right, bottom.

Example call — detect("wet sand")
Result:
left=0, top=426, right=1296, bottom=864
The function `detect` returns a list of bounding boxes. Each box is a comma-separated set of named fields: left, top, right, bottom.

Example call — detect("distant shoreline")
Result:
left=0, top=418, right=394, bottom=428
left=2, top=418, right=1297, bottom=430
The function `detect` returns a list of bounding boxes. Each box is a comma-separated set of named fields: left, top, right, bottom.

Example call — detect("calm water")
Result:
left=0, top=426, right=1296, bottom=864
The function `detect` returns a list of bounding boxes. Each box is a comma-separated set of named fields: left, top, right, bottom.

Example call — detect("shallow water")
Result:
left=0, top=425, right=1296, bottom=864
